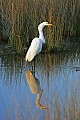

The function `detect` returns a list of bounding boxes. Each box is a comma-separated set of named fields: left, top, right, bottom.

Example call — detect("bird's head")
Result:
left=38, top=22, right=53, bottom=31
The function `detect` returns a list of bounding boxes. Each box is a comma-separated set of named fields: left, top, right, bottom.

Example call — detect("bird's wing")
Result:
left=26, top=38, right=42, bottom=62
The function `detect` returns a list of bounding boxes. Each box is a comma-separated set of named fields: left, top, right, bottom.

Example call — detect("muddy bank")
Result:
left=0, top=33, right=9, bottom=43
left=0, top=43, right=16, bottom=55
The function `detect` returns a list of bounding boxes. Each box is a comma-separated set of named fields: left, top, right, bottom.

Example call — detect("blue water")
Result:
left=0, top=51, right=80, bottom=120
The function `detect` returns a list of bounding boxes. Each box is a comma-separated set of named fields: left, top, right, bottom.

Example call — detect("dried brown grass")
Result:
left=0, top=0, right=80, bottom=52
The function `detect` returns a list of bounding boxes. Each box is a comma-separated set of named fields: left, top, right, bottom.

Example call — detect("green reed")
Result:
left=0, top=0, right=80, bottom=53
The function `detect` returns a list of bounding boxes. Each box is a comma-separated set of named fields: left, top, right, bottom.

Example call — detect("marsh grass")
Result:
left=0, top=0, right=80, bottom=52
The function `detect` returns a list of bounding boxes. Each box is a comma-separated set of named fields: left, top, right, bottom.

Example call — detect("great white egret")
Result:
left=25, top=22, right=53, bottom=62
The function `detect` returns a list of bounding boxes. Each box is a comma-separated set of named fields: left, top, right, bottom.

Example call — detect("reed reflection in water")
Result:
left=0, top=51, right=80, bottom=119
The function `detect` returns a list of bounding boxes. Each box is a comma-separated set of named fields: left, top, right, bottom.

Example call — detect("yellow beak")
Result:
left=48, top=24, right=53, bottom=26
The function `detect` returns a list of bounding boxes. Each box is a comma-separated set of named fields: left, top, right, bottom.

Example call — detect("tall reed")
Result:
left=0, top=0, right=80, bottom=53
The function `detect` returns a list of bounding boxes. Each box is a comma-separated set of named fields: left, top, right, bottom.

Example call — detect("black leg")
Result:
left=32, top=58, right=35, bottom=76
left=23, top=59, right=26, bottom=70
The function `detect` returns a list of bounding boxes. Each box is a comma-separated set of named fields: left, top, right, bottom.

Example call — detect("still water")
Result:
left=0, top=51, right=80, bottom=120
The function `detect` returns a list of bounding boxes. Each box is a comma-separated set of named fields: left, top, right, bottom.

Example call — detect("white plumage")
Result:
left=26, top=38, right=42, bottom=61
left=25, top=22, right=53, bottom=62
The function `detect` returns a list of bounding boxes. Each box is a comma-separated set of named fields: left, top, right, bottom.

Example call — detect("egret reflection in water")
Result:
left=25, top=70, right=48, bottom=110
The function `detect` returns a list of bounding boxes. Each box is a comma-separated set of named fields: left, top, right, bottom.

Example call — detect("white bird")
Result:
left=25, top=22, right=53, bottom=62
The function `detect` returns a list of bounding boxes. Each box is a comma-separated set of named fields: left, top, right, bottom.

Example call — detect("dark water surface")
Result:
left=0, top=50, right=80, bottom=120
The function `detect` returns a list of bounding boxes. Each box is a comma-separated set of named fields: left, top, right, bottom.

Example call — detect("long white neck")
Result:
left=39, top=30, right=45, bottom=43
